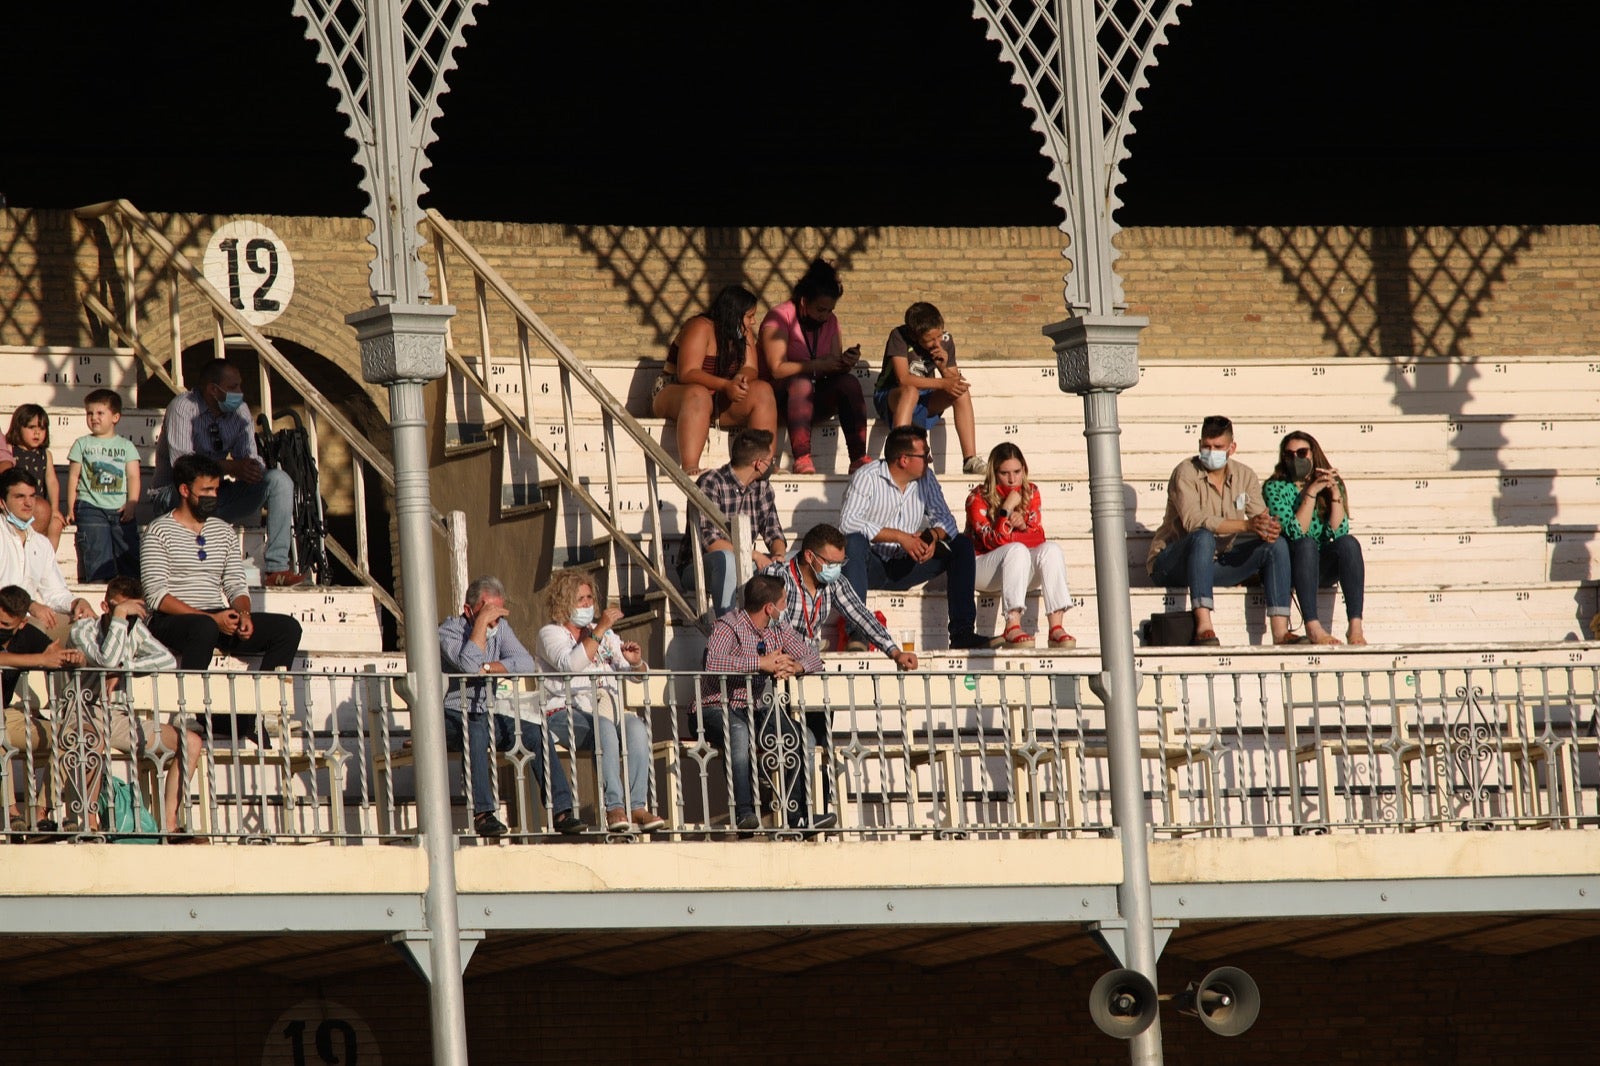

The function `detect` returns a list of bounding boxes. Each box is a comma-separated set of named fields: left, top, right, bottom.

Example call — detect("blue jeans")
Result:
left=1290, top=534, right=1365, bottom=626
left=151, top=467, right=295, bottom=572
left=678, top=548, right=738, bottom=618
left=699, top=685, right=816, bottom=828
left=1149, top=530, right=1292, bottom=616
left=443, top=710, right=574, bottom=817
left=73, top=502, right=140, bottom=581
left=547, top=706, right=653, bottom=811
left=843, top=531, right=978, bottom=641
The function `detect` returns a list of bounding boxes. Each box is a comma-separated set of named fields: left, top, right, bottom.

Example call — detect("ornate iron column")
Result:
left=295, top=3, right=486, bottom=1064
left=975, top=1, right=1188, bottom=1060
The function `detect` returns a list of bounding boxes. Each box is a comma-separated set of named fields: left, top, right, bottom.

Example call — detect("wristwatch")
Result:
left=994, top=508, right=1009, bottom=521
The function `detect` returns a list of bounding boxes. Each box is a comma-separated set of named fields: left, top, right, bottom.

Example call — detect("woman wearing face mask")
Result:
left=759, top=259, right=871, bottom=475
left=652, top=285, right=777, bottom=476
left=535, top=568, right=665, bottom=834
left=964, top=442, right=1075, bottom=649
left=1263, top=431, right=1366, bottom=645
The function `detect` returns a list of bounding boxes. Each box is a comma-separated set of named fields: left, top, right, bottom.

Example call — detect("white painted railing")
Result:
left=5, top=660, right=1593, bottom=843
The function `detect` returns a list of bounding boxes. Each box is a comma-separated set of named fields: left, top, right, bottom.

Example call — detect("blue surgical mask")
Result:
left=571, top=605, right=596, bottom=627
left=1198, top=449, right=1229, bottom=472
left=816, top=561, right=843, bottom=586
left=220, top=391, right=245, bottom=414
left=4, top=507, right=32, bottom=531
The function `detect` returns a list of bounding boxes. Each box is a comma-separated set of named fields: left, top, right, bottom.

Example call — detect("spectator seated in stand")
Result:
left=651, top=285, right=777, bottom=476
left=148, top=357, right=305, bottom=587
left=675, top=427, right=787, bottom=618
left=876, top=302, right=985, bottom=475
left=0, top=404, right=65, bottom=550
left=964, top=442, right=1076, bottom=648
left=0, top=584, right=85, bottom=835
left=141, top=453, right=304, bottom=741
left=0, top=468, right=95, bottom=639
left=69, top=576, right=204, bottom=835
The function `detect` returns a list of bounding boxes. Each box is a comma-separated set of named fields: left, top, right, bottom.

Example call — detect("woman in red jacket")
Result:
left=964, top=442, right=1075, bottom=648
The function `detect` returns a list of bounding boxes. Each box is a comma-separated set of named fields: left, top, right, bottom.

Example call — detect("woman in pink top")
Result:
left=758, top=259, right=870, bottom=475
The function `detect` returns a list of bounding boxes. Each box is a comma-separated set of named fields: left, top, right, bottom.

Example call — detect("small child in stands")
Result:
left=68, top=575, right=202, bottom=836
left=0, top=405, right=65, bottom=549
left=65, top=388, right=142, bottom=581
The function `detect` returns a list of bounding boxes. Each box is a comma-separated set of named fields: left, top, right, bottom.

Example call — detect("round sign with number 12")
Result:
left=203, top=220, right=295, bottom=327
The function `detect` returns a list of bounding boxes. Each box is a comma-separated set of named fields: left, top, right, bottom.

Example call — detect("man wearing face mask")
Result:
left=1147, top=415, right=1296, bottom=646
left=142, top=454, right=304, bottom=739
left=675, top=428, right=787, bottom=618
left=150, top=358, right=304, bottom=588
left=0, top=469, right=95, bottom=637
left=700, top=574, right=833, bottom=832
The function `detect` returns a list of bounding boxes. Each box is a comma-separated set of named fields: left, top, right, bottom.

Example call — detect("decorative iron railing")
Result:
left=3, top=660, right=1594, bottom=844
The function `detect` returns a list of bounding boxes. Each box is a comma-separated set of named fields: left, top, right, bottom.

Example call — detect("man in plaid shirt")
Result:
left=676, top=428, right=787, bottom=618
left=699, top=574, right=834, bottom=831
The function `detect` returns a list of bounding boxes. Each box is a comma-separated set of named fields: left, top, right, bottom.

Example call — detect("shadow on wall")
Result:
left=564, top=224, right=882, bottom=404
left=1235, top=226, right=1585, bottom=593
left=0, top=208, right=118, bottom=347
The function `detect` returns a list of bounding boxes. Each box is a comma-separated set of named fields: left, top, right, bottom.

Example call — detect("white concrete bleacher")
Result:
left=452, top=351, right=1598, bottom=667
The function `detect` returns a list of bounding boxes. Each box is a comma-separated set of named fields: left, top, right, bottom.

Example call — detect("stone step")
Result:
left=473, top=411, right=1591, bottom=486
left=59, top=583, right=384, bottom=654
left=607, top=523, right=1597, bottom=592
left=554, top=468, right=1600, bottom=543
left=662, top=581, right=1599, bottom=654
left=0, top=346, right=141, bottom=407
left=452, top=354, right=1600, bottom=422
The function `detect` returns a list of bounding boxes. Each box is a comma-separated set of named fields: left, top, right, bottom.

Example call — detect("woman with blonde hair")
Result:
left=964, top=442, right=1075, bottom=648
left=536, top=568, right=665, bottom=833
left=1263, top=430, right=1366, bottom=645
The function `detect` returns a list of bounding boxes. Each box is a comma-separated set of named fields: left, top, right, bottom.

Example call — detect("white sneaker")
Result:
left=962, top=456, right=987, bottom=475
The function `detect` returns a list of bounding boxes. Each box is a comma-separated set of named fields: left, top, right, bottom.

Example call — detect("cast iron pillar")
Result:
left=295, top=2, right=487, bottom=1063
left=975, top=1, right=1189, bottom=1060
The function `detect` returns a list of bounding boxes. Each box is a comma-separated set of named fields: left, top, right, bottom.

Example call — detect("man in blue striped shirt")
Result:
left=838, top=425, right=992, bottom=650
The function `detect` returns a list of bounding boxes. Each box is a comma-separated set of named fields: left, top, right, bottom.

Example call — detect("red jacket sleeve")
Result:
left=966, top=488, right=1011, bottom=554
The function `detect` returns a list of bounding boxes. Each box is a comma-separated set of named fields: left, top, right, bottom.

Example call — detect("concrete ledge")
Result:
left=1150, top=832, right=1600, bottom=884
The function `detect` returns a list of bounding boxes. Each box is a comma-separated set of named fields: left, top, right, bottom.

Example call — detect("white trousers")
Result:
left=973, top=541, right=1071, bottom=614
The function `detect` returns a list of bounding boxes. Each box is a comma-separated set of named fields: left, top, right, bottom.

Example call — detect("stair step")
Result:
left=663, top=581, right=1599, bottom=650
left=456, top=354, right=1600, bottom=422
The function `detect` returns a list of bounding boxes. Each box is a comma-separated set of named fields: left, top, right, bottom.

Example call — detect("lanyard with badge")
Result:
left=789, top=558, right=827, bottom=652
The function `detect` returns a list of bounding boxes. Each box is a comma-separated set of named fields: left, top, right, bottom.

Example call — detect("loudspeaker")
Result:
left=1175, top=965, right=1260, bottom=1037
left=1089, top=968, right=1158, bottom=1039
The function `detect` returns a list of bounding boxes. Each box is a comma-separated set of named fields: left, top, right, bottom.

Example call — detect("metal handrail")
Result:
left=422, top=209, right=738, bottom=631
left=72, top=199, right=448, bottom=627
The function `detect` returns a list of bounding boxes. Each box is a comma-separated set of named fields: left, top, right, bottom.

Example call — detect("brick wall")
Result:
left=1, top=937, right=1591, bottom=1064
left=7, top=209, right=1598, bottom=375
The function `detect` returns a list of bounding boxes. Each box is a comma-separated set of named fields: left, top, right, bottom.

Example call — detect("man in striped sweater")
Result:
left=141, top=453, right=302, bottom=741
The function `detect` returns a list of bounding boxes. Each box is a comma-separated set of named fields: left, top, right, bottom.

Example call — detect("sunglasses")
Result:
left=1286, top=447, right=1312, bottom=459
left=195, top=533, right=207, bottom=561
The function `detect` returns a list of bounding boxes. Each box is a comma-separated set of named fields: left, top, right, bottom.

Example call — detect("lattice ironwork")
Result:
left=294, top=0, right=486, bottom=302
left=974, top=0, right=1189, bottom=314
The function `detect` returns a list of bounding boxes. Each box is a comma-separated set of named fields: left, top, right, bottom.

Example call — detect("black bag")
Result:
left=1142, top=611, right=1195, bottom=647
left=256, top=410, right=331, bottom=584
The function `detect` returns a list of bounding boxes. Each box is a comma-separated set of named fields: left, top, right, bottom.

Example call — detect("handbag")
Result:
left=98, top=776, right=161, bottom=843
left=1142, top=610, right=1196, bottom=647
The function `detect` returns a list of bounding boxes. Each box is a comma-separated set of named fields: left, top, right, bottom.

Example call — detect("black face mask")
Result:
left=191, top=494, right=220, bottom=519
left=1289, top=456, right=1313, bottom=481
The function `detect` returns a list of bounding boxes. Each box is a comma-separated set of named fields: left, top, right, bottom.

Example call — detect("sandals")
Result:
left=1192, top=630, right=1221, bottom=647
left=1001, top=624, right=1034, bottom=646
left=1275, top=632, right=1306, bottom=646
left=790, top=456, right=816, bottom=475
left=1047, top=626, right=1077, bottom=650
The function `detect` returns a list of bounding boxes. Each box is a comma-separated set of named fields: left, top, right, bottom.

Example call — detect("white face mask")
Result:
left=484, top=623, right=500, bottom=639
left=571, top=604, right=596, bottom=628
left=1197, top=448, right=1229, bottom=472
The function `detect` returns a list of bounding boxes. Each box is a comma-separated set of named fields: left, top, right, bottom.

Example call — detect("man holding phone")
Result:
left=1146, top=415, right=1295, bottom=646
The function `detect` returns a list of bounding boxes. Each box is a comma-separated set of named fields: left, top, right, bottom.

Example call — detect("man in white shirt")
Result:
left=837, top=425, right=993, bottom=650
left=0, top=468, right=94, bottom=635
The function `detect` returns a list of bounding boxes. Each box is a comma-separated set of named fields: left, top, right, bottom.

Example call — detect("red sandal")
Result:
left=1001, top=623, right=1035, bottom=646
left=1047, top=626, right=1077, bottom=649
